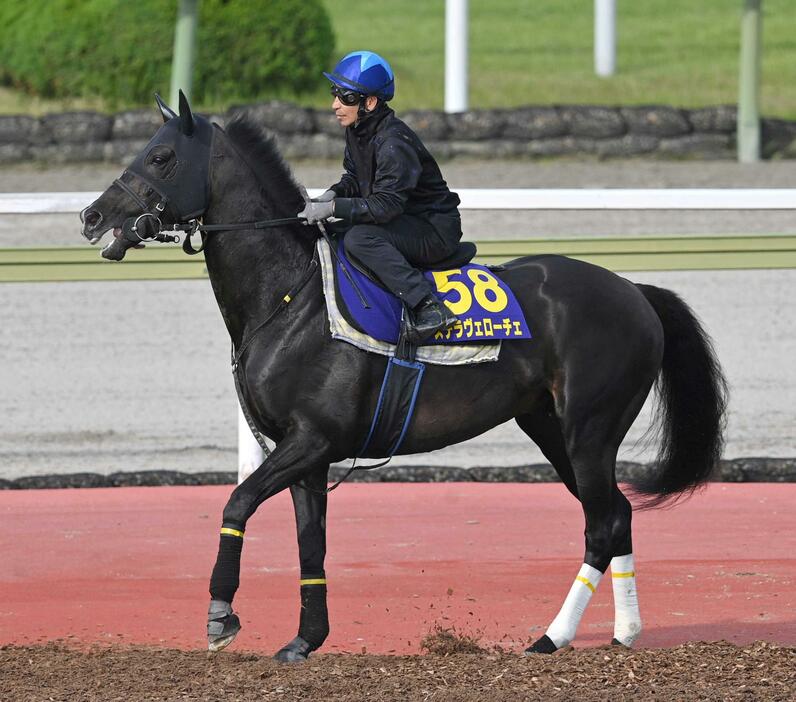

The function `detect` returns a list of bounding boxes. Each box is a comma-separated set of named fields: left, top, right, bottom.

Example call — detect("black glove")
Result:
left=312, top=189, right=336, bottom=203
left=298, top=200, right=335, bottom=224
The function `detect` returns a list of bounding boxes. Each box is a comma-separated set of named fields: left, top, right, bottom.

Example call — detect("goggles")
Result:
left=330, top=85, right=364, bottom=107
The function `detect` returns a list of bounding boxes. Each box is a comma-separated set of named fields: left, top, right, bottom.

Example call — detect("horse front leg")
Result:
left=207, top=431, right=331, bottom=652
left=273, top=466, right=330, bottom=663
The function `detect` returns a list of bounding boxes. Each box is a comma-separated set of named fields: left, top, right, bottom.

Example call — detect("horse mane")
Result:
left=223, top=116, right=305, bottom=217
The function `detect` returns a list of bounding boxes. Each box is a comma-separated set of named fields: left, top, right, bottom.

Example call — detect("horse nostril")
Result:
left=83, top=209, right=102, bottom=227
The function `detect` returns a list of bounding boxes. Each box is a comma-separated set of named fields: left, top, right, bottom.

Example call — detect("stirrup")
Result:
left=207, top=599, right=241, bottom=652
left=404, top=315, right=458, bottom=345
left=406, top=296, right=457, bottom=344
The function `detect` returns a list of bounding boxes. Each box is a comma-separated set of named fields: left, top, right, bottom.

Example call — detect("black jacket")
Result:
left=330, top=104, right=461, bottom=241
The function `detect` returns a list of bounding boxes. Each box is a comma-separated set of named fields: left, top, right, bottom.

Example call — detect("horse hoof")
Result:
left=207, top=600, right=241, bottom=652
left=524, top=634, right=558, bottom=655
left=611, top=637, right=629, bottom=647
left=274, top=636, right=314, bottom=663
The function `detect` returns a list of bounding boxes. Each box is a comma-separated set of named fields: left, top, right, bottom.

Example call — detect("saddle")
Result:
left=346, top=241, right=478, bottom=284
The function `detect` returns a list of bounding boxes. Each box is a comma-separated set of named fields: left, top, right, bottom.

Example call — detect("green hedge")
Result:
left=0, top=0, right=335, bottom=108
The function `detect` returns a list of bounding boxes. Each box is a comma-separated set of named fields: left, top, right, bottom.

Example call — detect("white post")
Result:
left=445, top=0, right=468, bottom=113
left=738, top=0, right=762, bottom=163
left=594, top=0, right=617, bottom=77
left=237, top=404, right=265, bottom=484
left=169, top=0, right=200, bottom=107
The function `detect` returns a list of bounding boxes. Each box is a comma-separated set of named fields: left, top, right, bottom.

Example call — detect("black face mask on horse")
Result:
left=81, top=91, right=214, bottom=260
left=80, top=92, right=727, bottom=662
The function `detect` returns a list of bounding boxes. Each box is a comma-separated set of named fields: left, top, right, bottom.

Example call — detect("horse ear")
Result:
left=155, top=93, right=177, bottom=122
left=178, top=89, right=195, bottom=136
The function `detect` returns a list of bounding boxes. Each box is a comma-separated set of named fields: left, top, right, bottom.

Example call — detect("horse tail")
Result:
left=632, top=284, right=728, bottom=509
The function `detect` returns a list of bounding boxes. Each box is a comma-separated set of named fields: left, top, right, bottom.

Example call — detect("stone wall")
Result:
left=1, top=102, right=795, bottom=164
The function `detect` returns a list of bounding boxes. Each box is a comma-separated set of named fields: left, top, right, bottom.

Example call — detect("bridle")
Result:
left=110, top=170, right=182, bottom=245
left=103, top=107, right=304, bottom=258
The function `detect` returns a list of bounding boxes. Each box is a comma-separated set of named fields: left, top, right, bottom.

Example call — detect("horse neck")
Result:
left=201, top=134, right=314, bottom=347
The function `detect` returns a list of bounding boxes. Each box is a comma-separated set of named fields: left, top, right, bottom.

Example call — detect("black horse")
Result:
left=81, top=94, right=727, bottom=660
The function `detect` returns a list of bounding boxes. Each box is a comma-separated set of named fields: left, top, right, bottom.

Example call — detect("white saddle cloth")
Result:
left=317, top=239, right=500, bottom=366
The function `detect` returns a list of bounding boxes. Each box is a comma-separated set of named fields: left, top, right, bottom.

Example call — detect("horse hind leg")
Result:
left=517, top=390, right=645, bottom=653
left=516, top=406, right=597, bottom=654
left=610, top=540, right=642, bottom=647
left=528, top=447, right=637, bottom=654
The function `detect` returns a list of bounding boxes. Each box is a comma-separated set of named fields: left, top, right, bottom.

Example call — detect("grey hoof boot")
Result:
left=207, top=599, right=241, bottom=652
left=274, top=636, right=314, bottom=663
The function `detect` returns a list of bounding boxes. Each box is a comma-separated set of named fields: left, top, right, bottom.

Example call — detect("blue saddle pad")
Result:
left=335, top=246, right=532, bottom=345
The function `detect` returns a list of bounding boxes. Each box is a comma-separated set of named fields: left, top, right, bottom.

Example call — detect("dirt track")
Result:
left=1, top=160, right=794, bottom=479
left=2, top=640, right=794, bottom=701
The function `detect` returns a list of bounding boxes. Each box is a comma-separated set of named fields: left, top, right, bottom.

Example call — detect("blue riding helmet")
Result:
left=323, top=50, right=395, bottom=101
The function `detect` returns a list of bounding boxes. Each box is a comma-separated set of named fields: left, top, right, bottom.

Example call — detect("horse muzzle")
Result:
left=80, top=206, right=108, bottom=244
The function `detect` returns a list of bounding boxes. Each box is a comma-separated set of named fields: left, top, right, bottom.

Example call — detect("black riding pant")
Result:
left=343, top=214, right=459, bottom=309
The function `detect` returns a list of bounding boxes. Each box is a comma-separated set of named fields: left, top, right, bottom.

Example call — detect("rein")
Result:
left=172, top=216, right=305, bottom=255
left=182, top=216, right=303, bottom=233
left=116, top=211, right=305, bottom=255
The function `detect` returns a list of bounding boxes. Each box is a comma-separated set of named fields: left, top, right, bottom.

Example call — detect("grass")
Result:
left=1, top=0, right=794, bottom=117
left=318, top=0, right=795, bottom=117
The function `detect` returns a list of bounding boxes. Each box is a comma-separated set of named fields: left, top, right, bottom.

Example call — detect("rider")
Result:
left=298, top=50, right=461, bottom=343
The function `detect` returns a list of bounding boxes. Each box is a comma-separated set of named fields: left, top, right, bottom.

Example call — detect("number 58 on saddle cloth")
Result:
left=317, top=239, right=531, bottom=363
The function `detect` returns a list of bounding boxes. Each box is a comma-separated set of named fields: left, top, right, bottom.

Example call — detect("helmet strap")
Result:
left=356, top=96, right=378, bottom=125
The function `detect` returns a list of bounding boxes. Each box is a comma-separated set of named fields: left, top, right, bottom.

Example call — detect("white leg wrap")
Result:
left=544, top=563, right=603, bottom=648
left=611, top=554, right=642, bottom=646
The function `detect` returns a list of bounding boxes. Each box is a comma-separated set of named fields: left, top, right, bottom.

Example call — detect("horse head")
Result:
left=80, top=91, right=214, bottom=261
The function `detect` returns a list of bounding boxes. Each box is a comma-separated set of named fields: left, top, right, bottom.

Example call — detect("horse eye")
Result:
left=151, top=155, right=168, bottom=166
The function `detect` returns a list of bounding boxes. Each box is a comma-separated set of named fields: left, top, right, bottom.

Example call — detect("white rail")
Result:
left=4, top=189, right=796, bottom=215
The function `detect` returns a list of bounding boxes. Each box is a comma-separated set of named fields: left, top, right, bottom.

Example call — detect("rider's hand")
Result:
left=312, top=189, right=336, bottom=203
left=298, top=200, right=335, bottom=224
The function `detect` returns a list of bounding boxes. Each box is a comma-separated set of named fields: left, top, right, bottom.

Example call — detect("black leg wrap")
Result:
left=298, top=583, right=329, bottom=649
left=524, top=634, right=558, bottom=655
left=274, top=580, right=329, bottom=663
left=209, top=529, right=244, bottom=603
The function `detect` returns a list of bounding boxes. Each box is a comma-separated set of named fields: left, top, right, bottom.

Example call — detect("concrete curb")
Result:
left=1, top=457, right=794, bottom=489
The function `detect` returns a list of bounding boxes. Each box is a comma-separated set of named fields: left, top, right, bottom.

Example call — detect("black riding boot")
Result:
left=407, top=295, right=458, bottom=344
